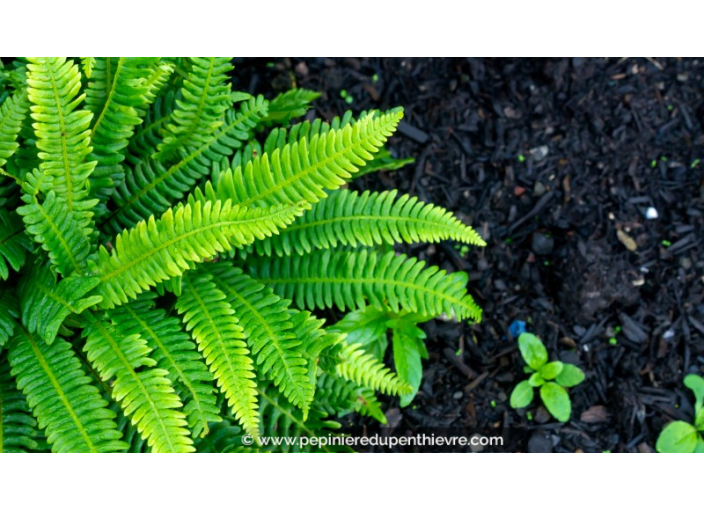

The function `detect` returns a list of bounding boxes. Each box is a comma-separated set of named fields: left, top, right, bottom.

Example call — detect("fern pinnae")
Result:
left=0, top=209, right=29, bottom=280
left=8, top=326, right=126, bottom=453
left=0, top=87, right=30, bottom=171
left=204, top=263, right=313, bottom=414
left=252, top=188, right=486, bottom=257
left=95, top=198, right=305, bottom=309
left=155, top=57, right=233, bottom=162
left=83, top=316, right=194, bottom=453
left=108, top=294, right=221, bottom=438
left=1, top=355, right=40, bottom=452
left=106, top=95, right=269, bottom=233
left=334, top=341, right=412, bottom=396
left=247, top=248, right=482, bottom=322
left=176, top=271, right=259, bottom=439
left=208, top=109, right=403, bottom=209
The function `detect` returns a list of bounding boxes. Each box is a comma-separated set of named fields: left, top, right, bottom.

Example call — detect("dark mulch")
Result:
left=235, top=58, right=704, bottom=452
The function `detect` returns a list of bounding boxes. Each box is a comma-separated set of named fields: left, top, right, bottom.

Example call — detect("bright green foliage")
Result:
left=204, top=110, right=403, bottom=208
left=204, top=263, right=313, bottom=415
left=8, top=327, right=126, bottom=452
left=510, top=332, right=585, bottom=423
left=95, top=199, right=304, bottom=308
left=248, top=248, right=482, bottom=321
left=656, top=374, right=704, bottom=453
left=86, top=57, right=167, bottom=200
left=0, top=57, right=484, bottom=453
left=335, top=341, right=413, bottom=396
left=19, top=261, right=102, bottom=344
left=108, top=294, right=220, bottom=438
left=83, top=318, right=194, bottom=453
left=0, top=88, right=29, bottom=170
left=155, top=57, right=233, bottom=162
left=176, top=272, right=259, bottom=439
left=250, top=189, right=486, bottom=257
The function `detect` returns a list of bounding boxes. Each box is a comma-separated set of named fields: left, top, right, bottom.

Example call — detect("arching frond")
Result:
left=247, top=248, right=483, bottom=321
left=86, top=58, right=163, bottom=200
left=18, top=180, right=92, bottom=277
left=334, top=341, right=412, bottom=396
left=1, top=355, right=40, bottom=452
left=203, top=263, right=312, bottom=414
left=25, top=57, right=96, bottom=218
left=176, top=271, right=259, bottom=439
left=18, top=261, right=102, bottom=344
left=95, top=199, right=305, bottom=309
left=0, top=87, right=29, bottom=170
left=107, top=95, right=268, bottom=233
left=155, top=57, right=233, bottom=162
left=83, top=317, right=194, bottom=453
left=109, top=294, right=220, bottom=438
left=251, top=188, right=486, bottom=257
left=8, top=328, right=126, bottom=452
left=203, top=109, right=403, bottom=208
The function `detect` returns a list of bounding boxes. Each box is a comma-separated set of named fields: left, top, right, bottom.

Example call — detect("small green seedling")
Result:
left=510, top=333, right=585, bottom=422
left=656, top=374, right=704, bottom=453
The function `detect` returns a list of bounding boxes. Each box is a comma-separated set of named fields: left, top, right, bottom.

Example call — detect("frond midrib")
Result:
left=46, top=60, right=74, bottom=211
left=120, top=304, right=211, bottom=434
left=29, top=193, right=83, bottom=275
left=22, top=327, right=98, bottom=452
left=91, top=319, right=178, bottom=452
left=91, top=58, right=124, bottom=139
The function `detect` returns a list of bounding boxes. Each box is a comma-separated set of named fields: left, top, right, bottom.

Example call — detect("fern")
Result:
left=8, top=327, right=126, bottom=452
left=83, top=317, right=194, bottom=453
left=202, top=263, right=313, bottom=414
left=95, top=199, right=305, bottom=308
left=247, top=248, right=482, bottom=321
left=1, top=355, right=40, bottom=452
left=108, top=294, right=220, bottom=438
left=0, top=57, right=485, bottom=453
left=155, top=57, right=233, bottom=162
left=251, top=188, right=486, bottom=257
left=176, top=271, right=259, bottom=438
left=204, top=110, right=402, bottom=208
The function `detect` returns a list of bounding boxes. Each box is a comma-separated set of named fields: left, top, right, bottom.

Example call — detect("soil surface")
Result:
left=235, top=58, right=704, bottom=452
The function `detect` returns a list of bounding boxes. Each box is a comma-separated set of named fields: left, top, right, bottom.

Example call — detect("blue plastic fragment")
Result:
left=509, top=320, right=527, bottom=339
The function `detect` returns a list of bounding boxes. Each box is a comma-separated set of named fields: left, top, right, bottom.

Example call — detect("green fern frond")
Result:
left=8, top=327, right=126, bottom=452
left=0, top=87, right=29, bottom=170
left=0, top=289, right=19, bottom=349
left=247, top=248, right=483, bottom=321
left=205, top=109, right=402, bottom=209
left=1, top=355, right=40, bottom=452
left=203, top=263, right=312, bottom=414
left=155, top=57, right=233, bottom=162
left=25, top=57, right=96, bottom=216
left=108, top=294, right=221, bottom=438
left=252, top=188, right=486, bottom=257
left=264, top=88, right=320, bottom=125
left=0, top=209, right=29, bottom=280
left=127, top=91, right=176, bottom=164
left=176, top=271, right=259, bottom=438
left=193, top=416, right=255, bottom=453
left=18, top=179, right=92, bottom=276
left=334, top=341, right=412, bottom=396
left=18, top=261, right=102, bottom=344
left=106, top=95, right=268, bottom=233
left=95, top=199, right=305, bottom=308
left=86, top=58, right=163, bottom=200
left=83, top=317, right=194, bottom=453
